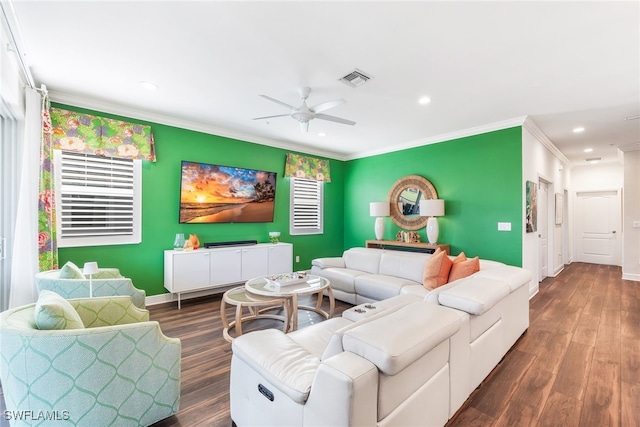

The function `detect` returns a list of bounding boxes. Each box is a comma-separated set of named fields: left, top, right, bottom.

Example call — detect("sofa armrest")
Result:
left=343, top=303, right=462, bottom=375
left=69, top=296, right=149, bottom=327
left=311, top=257, right=345, bottom=269
left=303, top=352, right=378, bottom=426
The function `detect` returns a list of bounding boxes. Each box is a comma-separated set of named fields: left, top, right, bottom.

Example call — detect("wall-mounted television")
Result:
left=179, top=161, right=277, bottom=224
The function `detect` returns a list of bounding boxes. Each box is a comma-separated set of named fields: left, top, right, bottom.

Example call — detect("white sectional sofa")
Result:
left=229, top=247, right=531, bottom=426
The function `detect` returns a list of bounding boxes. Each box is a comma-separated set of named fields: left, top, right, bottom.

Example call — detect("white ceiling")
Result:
left=6, top=1, right=640, bottom=163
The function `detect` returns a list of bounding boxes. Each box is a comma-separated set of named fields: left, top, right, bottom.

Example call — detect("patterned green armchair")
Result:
left=0, top=295, right=180, bottom=426
left=36, top=263, right=146, bottom=308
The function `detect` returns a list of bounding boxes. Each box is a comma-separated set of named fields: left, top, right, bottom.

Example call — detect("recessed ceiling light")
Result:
left=573, top=127, right=585, bottom=133
left=584, top=148, right=593, bottom=153
left=624, top=115, right=640, bottom=121
left=318, top=132, right=326, bottom=137
left=418, top=96, right=431, bottom=105
left=139, top=81, right=159, bottom=90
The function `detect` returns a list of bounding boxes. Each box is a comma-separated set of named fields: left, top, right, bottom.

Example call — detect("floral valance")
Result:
left=284, top=153, right=331, bottom=182
left=50, top=108, right=156, bottom=162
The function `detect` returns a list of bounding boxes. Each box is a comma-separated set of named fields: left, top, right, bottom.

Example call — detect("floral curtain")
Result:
left=284, top=153, right=331, bottom=182
left=50, top=108, right=156, bottom=161
left=38, top=95, right=58, bottom=271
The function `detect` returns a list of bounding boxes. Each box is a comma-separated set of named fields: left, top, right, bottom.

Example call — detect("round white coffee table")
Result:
left=245, top=275, right=334, bottom=331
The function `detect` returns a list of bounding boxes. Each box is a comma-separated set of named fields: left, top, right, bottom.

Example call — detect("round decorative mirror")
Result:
left=387, top=175, right=438, bottom=230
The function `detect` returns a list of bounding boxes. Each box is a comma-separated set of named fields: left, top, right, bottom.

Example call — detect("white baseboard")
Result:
left=145, top=285, right=237, bottom=307
left=552, top=265, right=564, bottom=277
left=622, top=272, right=640, bottom=282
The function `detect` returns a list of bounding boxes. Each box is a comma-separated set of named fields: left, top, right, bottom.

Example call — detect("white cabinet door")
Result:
left=210, top=248, right=242, bottom=285
left=268, top=244, right=293, bottom=274
left=241, top=247, right=269, bottom=280
left=172, top=251, right=210, bottom=292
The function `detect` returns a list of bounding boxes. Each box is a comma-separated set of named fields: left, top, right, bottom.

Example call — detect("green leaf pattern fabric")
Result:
left=36, top=269, right=146, bottom=309
left=50, top=108, right=156, bottom=162
left=0, top=297, right=180, bottom=426
left=284, top=153, right=331, bottom=182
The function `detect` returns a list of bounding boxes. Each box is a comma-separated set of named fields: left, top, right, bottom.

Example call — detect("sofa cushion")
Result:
left=58, top=261, right=85, bottom=279
left=232, top=329, right=320, bottom=404
left=355, top=275, right=419, bottom=301
left=34, top=290, right=85, bottom=330
left=343, top=303, right=462, bottom=375
left=343, top=248, right=382, bottom=274
left=422, top=249, right=453, bottom=290
left=438, top=277, right=510, bottom=315
left=379, top=251, right=430, bottom=284
left=449, top=255, right=480, bottom=282
left=288, top=317, right=353, bottom=358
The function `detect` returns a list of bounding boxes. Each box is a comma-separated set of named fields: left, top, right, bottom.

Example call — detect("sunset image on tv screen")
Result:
left=179, top=161, right=277, bottom=223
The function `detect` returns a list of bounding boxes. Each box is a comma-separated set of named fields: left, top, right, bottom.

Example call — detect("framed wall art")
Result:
left=526, top=180, right=537, bottom=233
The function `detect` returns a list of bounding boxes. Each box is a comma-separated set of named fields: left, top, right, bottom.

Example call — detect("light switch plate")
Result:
left=633, top=221, right=640, bottom=228
left=498, top=222, right=512, bottom=231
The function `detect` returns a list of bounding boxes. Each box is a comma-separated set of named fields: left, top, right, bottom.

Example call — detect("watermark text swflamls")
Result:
left=3, top=410, right=70, bottom=421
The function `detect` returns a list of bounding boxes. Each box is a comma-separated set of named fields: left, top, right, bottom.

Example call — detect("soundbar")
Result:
left=204, top=240, right=258, bottom=248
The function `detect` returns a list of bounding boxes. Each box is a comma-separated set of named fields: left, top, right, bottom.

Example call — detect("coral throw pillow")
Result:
left=449, top=256, right=480, bottom=282
left=422, top=248, right=453, bottom=290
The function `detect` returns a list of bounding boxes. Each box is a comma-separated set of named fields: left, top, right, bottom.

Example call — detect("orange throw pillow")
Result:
left=451, top=252, right=467, bottom=264
left=422, top=248, right=453, bottom=290
left=448, top=256, right=480, bottom=282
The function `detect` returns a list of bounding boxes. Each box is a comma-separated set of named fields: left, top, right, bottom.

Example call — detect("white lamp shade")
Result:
left=419, top=199, right=445, bottom=217
left=82, top=262, right=99, bottom=275
left=370, top=202, right=390, bottom=217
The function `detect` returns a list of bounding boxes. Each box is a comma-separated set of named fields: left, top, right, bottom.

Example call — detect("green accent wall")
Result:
left=55, top=103, right=523, bottom=297
left=55, top=104, right=345, bottom=296
left=344, top=127, right=523, bottom=266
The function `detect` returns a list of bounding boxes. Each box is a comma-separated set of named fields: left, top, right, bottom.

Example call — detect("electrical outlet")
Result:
left=498, top=222, right=512, bottom=231
left=295, top=255, right=300, bottom=263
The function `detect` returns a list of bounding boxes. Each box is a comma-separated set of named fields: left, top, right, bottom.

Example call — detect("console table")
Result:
left=164, top=242, right=293, bottom=309
left=366, top=240, right=450, bottom=255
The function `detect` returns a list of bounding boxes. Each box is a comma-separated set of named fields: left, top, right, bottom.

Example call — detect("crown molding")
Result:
left=344, top=116, right=529, bottom=161
left=49, top=91, right=566, bottom=165
left=48, top=91, right=348, bottom=161
left=522, top=117, right=572, bottom=167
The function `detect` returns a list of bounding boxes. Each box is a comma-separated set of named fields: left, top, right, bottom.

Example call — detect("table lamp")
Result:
left=419, top=199, right=445, bottom=244
left=83, top=261, right=99, bottom=297
left=369, top=202, right=390, bottom=240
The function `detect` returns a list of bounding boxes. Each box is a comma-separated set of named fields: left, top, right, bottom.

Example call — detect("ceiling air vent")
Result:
left=339, top=69, right=373, bottom=88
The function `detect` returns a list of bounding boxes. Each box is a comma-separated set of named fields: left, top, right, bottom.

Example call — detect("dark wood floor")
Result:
left=148, top=263, right=639, bottom=427
left=1, top=263, right=637, bottom=427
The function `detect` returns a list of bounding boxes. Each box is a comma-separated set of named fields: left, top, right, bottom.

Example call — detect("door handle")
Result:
left=612, top=230, right=616, bottom=234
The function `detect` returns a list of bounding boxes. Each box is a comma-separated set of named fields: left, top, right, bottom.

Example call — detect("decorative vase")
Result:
left=269, top=231, right=281, bottom=244
left=173, top=233, right=185, bottom=250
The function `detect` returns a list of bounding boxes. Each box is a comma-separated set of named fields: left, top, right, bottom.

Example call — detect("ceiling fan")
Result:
left=253, top=87, right=356, bottom=133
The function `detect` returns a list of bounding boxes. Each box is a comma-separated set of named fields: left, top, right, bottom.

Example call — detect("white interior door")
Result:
left=575, top=190, right=621, bottom=265
left=538, top=181, right=549, bottom=281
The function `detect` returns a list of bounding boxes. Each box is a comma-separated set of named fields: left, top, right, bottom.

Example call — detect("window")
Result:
left=54, top=150, right=141, bottom=247
left=290, top=177, right=323, bottom=235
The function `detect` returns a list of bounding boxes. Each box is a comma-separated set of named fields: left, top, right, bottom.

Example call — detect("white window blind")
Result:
left=55, top=150, right=141, bottom=247
left=290, top=177, right=323, bottom=235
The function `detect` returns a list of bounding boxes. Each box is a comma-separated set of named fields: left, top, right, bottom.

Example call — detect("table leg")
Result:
left=220, top=299, right=229, bottom=329
left=291, top=294, right=299, bottom=331
left=235, top=303, right=243, bottom=336
left=326, top=286, right=335, bottom=318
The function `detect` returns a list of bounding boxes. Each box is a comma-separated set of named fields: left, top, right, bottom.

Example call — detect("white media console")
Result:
left=164, top=242, right=293, bottom=308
